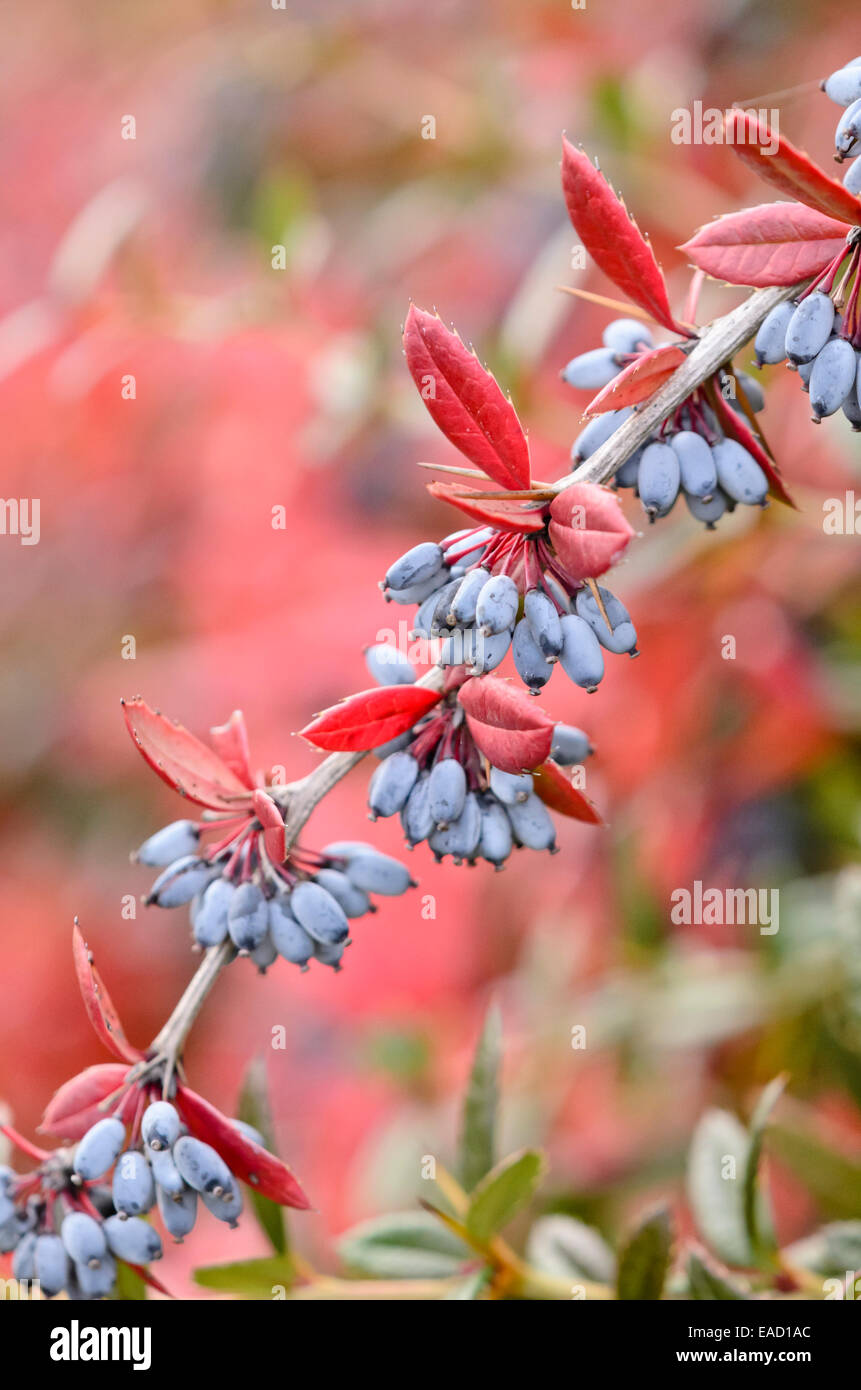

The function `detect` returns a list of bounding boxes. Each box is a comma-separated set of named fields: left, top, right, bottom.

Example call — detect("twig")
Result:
left=141, top=283, right=802, bottom=1069
left=551, top=284, right=799, bottom=492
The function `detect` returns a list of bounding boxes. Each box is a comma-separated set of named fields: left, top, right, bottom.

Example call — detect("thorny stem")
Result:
left=146, top=938, right=237, bottom=1092
left=134, top=280, right=806, bottom=1187
left=551, top=283, right=800, bottom=492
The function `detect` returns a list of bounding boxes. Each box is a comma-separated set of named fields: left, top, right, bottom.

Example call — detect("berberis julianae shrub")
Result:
left=6, top=56, right=860, bottom=1301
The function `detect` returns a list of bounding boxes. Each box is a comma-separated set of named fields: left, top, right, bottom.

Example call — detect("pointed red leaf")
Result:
left=125, top=1261, right=174, bottom=1298
left=209, top=710, right=255, bottom=789
left=459, top=677, right=554, bottom=774
left=584, top=344, right=687, bottom=416
left=561, top=138, right=690, bottom=335
left=532, top=761, right=604, bottom=824
left=404, top=305, right=531, bottom=490
left=252, top=789, right=286, bottom=863
left=710, top=388, right=796, bottom=509
left=722, top=109, right=861, bottom=226
left=175, top=1086, right=311, bottom=1210
left=548, top=484, right=635, bottom=582
left=301, top=685, right=443, bottom=752
left=681, top=203, right=848, bottom=287
left=73, top=924, right=144, bottom=1064
left=122, top=698, right=255, bottom=812
left=40, top=1064, right=134, bottom=1139
left=426, top=480, right=546, bottom=534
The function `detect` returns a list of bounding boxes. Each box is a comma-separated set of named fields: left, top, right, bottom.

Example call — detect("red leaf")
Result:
left=532, top=761, right=604, bottom=824
left=125, top=1261, right=174, bottom=1298
left=175, top=1086, right=311, bottom=1210
left=561, top=138, right=690, bottom=335
left=301, top=685, right=443, bottom=752
left=404, top=305, right=531, bottom=491
left=710, top=389, right=796, bottom=509
left=722, top=109, right=861, bottom=227
left=584, top=344, right=687, bottom=416
left=548, top=484, right=635, bottom=582
left=209, top=710, right=255, bottom=789
left=122, top=698, right=255, bottom=812
left=252, top=789, right=286, bottom=863
left=680, top=203, right=848, bottom=288
left=459, top=678, right=554, bottom=774
left=73, top=924, right=143, bottom=1064
left=40, top=1064, right=133, bottom=1139
left=426, top=480, right=546, bottom=534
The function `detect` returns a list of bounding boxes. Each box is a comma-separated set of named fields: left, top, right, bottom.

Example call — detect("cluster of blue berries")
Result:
left=380, top=536, right=638, bottom=695
left=136, top=820, right=413, bottom=973
left=564, top=320, right=771, bottom=529
left=364, top=662, right=592, bottom=864
left=824, top=55, right=861, bottom=193
left=0, top=1097, right=258, bottom=1298
left=754, top=292, right=861, bottom=428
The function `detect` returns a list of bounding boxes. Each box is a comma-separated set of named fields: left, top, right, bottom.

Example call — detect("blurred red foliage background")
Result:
left=0, top=0, right=859, bottom=1295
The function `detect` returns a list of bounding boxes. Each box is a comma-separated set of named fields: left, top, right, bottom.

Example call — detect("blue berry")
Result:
left=290, top=881, right=350, bottom=945
left=561, top=347, right=620, bottom=390
left=157, top=1183, right=198, bottom=1242
left=523, top=589, right=563, bottom=659
left=753, top=301, right=794, bottom=366
left=103, top=1214, right=163, bottom=1264
left=785, top=292, right=834, bottom=364
left=191, top=877, right=234, bottom=948
left=512, top=616, right=553, bottom=693
left=61, top=1212, right=108, bottom=1268
left=670, top=430, right=717, bottom=499
left=428, top=758, right=467, bottom=828
left=809, top=337, right=857, bottom=419
left=364, top=643, right=416, bottom=686
left=142, top=1101, right=181, bottom=1152
left=559, top=614, right=605, bottom=691
left=74, top=1118, right=127, bottom=1181
left=35, top=1234, right=69, bottom=1297
left=505, top=794, right=557, bottom=852
left=368, top=750, right=420, bottom=819
left=227, top=882, right=269, bottom=952
left=112, top=1150, right=155, bottom=1216
left=711, top=439, right=768, bottom=506
left=344, top=851, right=414, bottom=896
left=638, top=441, right=681, bottom=520
left=602, top=318, right=653, bottom=354
left=134, top=820, right=200, bottom=866
left=550, top=724, right=592, bottom=765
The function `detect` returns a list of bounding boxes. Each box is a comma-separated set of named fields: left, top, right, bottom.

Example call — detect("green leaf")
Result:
left=687, top=1109, right=755, bottom=1267
left=767, top=1124, right=861, bottom=1219
left=444, top=1267, right=493, bottom=1300
left=465, top=1149, right=545, bottom=1245
left=337, top=1212, right=470, bottom=1279
left=742, top=1076, right=786, bottom=1261
left=193, top=1255, right=294, bottom=1299
left=687, top=1251, right=747, bottom=1300
left=784, top=1221, right=861, bottom=1275
left=616, top=1206, right=673, bottom=1300
left=526, top=1214, right=616, bottom=1283
left=459, top=1004, right=502, bottom=1193
left=238, top=1055, right=287, bottom=1256
left=113, top=1261, right=147, bottom=1301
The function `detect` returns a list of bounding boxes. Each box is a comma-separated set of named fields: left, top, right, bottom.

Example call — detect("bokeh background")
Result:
left=0, top=0, right=859, bottom=1296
